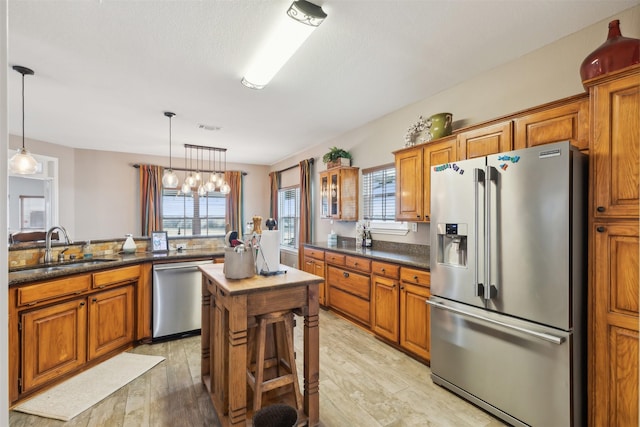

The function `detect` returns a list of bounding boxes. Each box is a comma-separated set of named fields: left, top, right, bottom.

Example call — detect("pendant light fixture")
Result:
left=220, top=150, right=231, bottom=194
left=9, top=65, right=38, bottom=175
left=161, top=111, right=179, bottom=188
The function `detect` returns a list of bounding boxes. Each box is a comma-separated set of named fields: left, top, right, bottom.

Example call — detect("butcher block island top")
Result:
left=199, top=263, right=322, bottom=426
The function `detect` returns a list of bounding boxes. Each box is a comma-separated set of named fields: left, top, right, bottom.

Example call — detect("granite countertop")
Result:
left=8, top=249, right=225, bottom=287
left=304, top=242, right=429, bottom=270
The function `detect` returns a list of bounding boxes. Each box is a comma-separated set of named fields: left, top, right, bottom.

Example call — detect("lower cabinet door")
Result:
left=372, top=275, right=399, bottom=342
left=21, top=298, right=88, bottom=393
left=88, top=285, right=135, bottom=360
left=400, top=283, right=430, bottom=361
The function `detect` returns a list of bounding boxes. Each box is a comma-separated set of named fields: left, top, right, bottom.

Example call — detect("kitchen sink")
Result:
left=9, top=258, right=119, bottom=276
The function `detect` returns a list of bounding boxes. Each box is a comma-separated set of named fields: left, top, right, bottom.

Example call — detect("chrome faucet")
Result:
left=44, top=226, right=72, bottom=264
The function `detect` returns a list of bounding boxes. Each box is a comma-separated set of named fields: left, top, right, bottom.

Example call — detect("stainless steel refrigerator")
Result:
left=428, top=141, right=587, bottom=426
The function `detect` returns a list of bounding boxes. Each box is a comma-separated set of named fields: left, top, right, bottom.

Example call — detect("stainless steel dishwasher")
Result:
left=152, top=260, right=211, bottom=341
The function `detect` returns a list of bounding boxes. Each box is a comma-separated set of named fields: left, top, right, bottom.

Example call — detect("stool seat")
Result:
left=247, top=310, right=303, bottom=413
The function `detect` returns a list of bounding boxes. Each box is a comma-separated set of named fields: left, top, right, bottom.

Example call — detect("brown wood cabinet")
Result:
left=513, top=95, right=589, bottom=151
left=371, top=261, right=400, bottom=342
left=399, top=268, right=430, bottom=361
left=395, top=146, right=423, bottom=221
left=303, top=247, right=326, bottom=306
left=457, top=120, right=512, bottom=160
left=325, top=252, right=371, bottom=327
left=88, top=285, right=135, bottom=360
left=21, top=298, right=87, bottom=393
left=394, top=136, right=456, bottom=222
left=320, top=166, right=359, bottom=221
left=585, top=65, right=639, bottom=427
left=9, top=264, right=142, bottom=405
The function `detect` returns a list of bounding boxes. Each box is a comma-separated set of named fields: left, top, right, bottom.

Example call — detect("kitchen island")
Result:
left=200, top=263, right=323, bottom=426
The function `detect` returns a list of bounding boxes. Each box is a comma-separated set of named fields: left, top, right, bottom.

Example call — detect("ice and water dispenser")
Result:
left=436, top=223, right=468, bottom=267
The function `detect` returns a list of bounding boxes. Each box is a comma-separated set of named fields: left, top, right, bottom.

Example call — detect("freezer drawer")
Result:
left=428, top=297, right=584, bottom=427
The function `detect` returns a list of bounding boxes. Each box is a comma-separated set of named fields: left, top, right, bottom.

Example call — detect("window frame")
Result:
left=362, top=163, right=409, bottom=236
left=277, top=185, right=300, bottom=250
left=161, top=188, right=226, bottom=237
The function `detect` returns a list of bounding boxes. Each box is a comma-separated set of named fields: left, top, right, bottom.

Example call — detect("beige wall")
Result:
left=270, top=5, right=640, bottom=246
left=9, top=135, right=270, bottom=240
left=6, top=5, right=640, bottom=245
left=2, top=0, right=9, bottom=420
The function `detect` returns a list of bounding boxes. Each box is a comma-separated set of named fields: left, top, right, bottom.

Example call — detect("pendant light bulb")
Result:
left=220, top=182, right=231, bottom=195
left=9, top=148, right=38, bottom=175
left=181, top=181, right=192, bottom=195
left=198, top=184, right=207, bottom=197
left=162, top=111, right=178, bottom=188
left=10, top=65, right=38, bottom=175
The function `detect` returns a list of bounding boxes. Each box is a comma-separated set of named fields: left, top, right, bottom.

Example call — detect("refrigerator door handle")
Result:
left=473, top=168, right=485, bottom=297
left=484, top=166, right=498, bottom=300
left=426, top=299, right=566, bottom=345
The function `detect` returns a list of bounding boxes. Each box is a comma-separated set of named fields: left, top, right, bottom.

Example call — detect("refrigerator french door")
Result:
left=428, top=141, right=587, bottom=426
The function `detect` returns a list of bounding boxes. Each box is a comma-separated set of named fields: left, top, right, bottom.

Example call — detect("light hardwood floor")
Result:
left=10, top=309, right=506, bottom=427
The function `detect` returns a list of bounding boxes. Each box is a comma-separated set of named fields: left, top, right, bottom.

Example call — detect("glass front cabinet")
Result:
left=319, top=166, right=359, bottom=221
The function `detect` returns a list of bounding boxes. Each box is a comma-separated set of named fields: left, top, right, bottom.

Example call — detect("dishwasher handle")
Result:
left=426, top=299, right=566, bottom=345
left=153, top=261, right=210, bottom=272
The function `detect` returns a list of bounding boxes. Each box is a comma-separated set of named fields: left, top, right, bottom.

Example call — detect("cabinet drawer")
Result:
left=327, top=266, right=370, bottom=300
left=93, top=265, right=141, bottom=289
left=18, top=275, right=91, bottom=307
left=372, top=261, right=400, bottom=279
left=328, top=286, right=370, bottom=325
left=325, top=252, right=346, bottom=266
left=303, top=247, right=325, bottom=261
left=345, top=255, right=371, bottom=273
left=400, top=267, right=430, bottom=287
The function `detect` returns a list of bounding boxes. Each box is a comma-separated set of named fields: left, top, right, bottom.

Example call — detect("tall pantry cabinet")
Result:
left=585, top=65, right=639, bottom=427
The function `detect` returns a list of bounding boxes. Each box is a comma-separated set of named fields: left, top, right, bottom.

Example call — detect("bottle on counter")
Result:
left=83, top=240, right=92, bottom=259
left=365, top=229, right=372, bottom=248
left=123, top=234, right=136, bottom=254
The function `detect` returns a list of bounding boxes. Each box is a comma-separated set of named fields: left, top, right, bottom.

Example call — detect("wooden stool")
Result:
left=246, top=310, right=303, bottom=413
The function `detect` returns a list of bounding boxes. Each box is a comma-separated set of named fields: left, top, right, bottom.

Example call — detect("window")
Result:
left=162, top=189, right=226, bottom=236
left=362, top=164, right=408, bottom=235
left=278, top=186, right=300, bottom=249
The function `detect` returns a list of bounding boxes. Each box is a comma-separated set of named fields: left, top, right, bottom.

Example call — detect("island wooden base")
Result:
left=200, top=264, right=321, bottom=426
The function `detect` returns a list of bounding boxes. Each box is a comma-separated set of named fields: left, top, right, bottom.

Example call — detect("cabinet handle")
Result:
left=343, top=271, right=349, bottom=278
left=79, top=301, right=85, bottom=307
left=400, top=286, right=404, bottom=290
left=596, top=226, right=606, bottom=233
left=92, top=297, right=98, bottom=303
left=354, top=262, right=358, bottom=266
left=596, top=206, right=605, bottom=213
left=413, top=275, right=418, bottom=280
left=381, top=268, right=386, bottom=273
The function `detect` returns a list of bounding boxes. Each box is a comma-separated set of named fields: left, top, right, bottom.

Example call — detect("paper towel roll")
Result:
left=256, top=230, right=280, bottom=273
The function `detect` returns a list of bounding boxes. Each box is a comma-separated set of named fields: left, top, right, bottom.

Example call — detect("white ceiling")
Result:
left=7, top=0, right=637, bottom=165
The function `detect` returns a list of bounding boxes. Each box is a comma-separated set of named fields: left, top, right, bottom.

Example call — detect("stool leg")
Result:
left=284, top=314, right=303, bottom=410
left=253, top=317, right=268, bottom=412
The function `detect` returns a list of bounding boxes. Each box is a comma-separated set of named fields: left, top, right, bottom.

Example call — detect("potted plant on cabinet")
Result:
left=322, top=147, right=352, bottom=169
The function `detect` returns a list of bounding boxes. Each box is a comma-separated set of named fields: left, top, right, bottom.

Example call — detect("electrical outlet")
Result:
left=412, top=223, right=418, bottom=232
left=176, top=243, right=186, bottom=250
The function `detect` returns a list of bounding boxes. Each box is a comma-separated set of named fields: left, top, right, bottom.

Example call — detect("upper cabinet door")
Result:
left=395, top=146, right=423, bottom=221
left=590, top=68, right=639, bottom=219
left=457, top=120, right=512, bottom=160
left=423, top=138, right=457, bottom=222
left=513, top=96, right=589, bottom=151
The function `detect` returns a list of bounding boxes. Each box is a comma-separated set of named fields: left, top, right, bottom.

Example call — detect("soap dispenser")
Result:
left=123, top=234, right=136, bottom=254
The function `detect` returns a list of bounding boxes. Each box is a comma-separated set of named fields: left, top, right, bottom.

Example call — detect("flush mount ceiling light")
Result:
left=241, top=0, right=327, bottom=90
left=161, top=111, right=179, bottom=188
left=9, top=65, right=38, bottom=175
